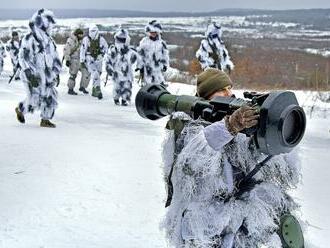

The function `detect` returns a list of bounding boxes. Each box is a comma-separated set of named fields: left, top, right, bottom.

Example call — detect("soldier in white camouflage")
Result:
left=6, top=31, right=21, bottom=80
left=105, top=28, right=138, bottom=106
left=14, top=9, right=62, bottom=128
left=196, top=22, right=234, bottom=73
left=80, top=25, right=108, bottom=100
left=136, top=20, right=169, bottom=86
left=0, top=41, right=6, bottom=76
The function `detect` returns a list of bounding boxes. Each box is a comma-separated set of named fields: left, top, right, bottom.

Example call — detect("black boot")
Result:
left=68, top=89, right=78, bottom=95
left=15, top=107, right=25, bottom=124
left=92, top=86, right=103, bottom=100
left=114, top=99, right=120, bottom=105
left=40, top=119, right=56, bottom=128
left=79, top=87, right=89, bottom=94
left=121, top=100, right=128, bottom=106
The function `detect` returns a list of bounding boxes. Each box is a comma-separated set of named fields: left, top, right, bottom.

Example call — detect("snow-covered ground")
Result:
left=0, top=49, right=330, bottom=248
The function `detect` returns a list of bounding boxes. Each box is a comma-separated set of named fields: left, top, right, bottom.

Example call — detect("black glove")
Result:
left=113, top=71, right=118, bottom=79
left=226, top=64, right=232, bottom=73
left=24, top=69, right=39, bottom=87
left=162, top=65, right=167, bottom=72
left=56, top=74, right=60, bottom=87
left=136, top=68, right=144, bottom=78
left=106, top=67, right=113, bottom=77
left=65, top=60, right=71, bottom=67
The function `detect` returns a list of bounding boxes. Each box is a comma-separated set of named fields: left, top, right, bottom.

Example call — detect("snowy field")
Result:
left=0, top=49, right=330, bottom=248
left=1, top=15, right=330, bottom=51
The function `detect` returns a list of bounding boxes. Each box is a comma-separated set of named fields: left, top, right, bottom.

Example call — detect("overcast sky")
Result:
left=1, top=0, right=330, bottom=12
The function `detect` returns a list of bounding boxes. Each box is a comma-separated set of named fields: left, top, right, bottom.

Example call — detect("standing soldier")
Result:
left=136, top=20, right=169, bottom=86
left=14, top=9, right=62, bottom=128
left=0, top=41, right=6, bottom=76
left=63, top=28, right=90, bottom=95
left=105, top=28, right=138, bottom=106
left=80, top=25, right=108, bottom=100
left=6, top=31, right=21, bottom=80
left=196, top=22, right=234, bottom=72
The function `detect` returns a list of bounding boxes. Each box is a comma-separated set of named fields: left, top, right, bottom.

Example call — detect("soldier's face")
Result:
left=208, top=85, right=233, bottom=99
left=149, top=32, right=158, bottom=38
left=13, top=35, right=19, bottom=41
left=77, top=34, right=84, bottom=40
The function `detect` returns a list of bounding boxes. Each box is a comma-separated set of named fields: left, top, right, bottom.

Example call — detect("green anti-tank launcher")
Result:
left=135, top=84, right=306, bottom=156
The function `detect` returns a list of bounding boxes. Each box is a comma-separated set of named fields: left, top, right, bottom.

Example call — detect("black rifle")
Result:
left=8, top=64, right=21, bottom=84
left=104, top=72, right=109, bottom=87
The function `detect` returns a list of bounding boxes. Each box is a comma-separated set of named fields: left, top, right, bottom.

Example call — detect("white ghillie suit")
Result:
left=105, top=29, right=138, bottom=105
left=80, top=25, right=108, bottom=99
left=162, top=113, right=301, bottom=248
left=137, top=20, right=169, bottom=85
left=0, top=41, right=6, bottom=75
left=196, top=23, right=234, bottom=72
left=6, top=32, right=21, bottom=78
left=63, top=29, right=90, bottom=93
left=17, top=9, right=61, bottom=121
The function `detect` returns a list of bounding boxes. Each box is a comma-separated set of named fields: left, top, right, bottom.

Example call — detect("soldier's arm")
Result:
left=63, top=37, right=74, bottom=61
left=160, top=41, right=170, bottom=67
left=18, top=35, right=36, bottom=72
left=105, top=46, right=115, bottom=75
left=100, top=37, right=109, bottom=57
left=80, top=38, right=88, bottom=63
left=136, top=39, right=146, bottom=69
left=203, top=120, right=234, bottom=151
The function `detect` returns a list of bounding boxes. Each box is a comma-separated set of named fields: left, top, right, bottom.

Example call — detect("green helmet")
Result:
left=74, top=28, right=84, bottom=36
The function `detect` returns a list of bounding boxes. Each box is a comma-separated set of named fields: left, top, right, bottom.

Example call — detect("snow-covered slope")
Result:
left=0, top=49, right=329, bottom=247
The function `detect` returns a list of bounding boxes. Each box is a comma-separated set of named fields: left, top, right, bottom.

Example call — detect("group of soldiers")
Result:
left=1, top=9, right=306, bottom=248
left=0, top=8, right=233, bottom=128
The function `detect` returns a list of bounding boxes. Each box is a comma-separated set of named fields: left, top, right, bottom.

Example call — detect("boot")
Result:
left=40, top=119, right=56, bottom=128
left=114, top=99, right=120, bottom=105
left=92, top=86, right=103, bottom=100
left=121, top=100, right=128, bottom=106
left=68, top=89, right=78, bottom=95
left=15, top=107, right=25, bottom=124
left=79, top=87, right=89, bottom=94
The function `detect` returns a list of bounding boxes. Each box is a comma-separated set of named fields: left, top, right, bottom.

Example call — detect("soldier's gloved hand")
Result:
left=136, top=68, right=144, bottom=78
left=106, top=67, right=113, bottom=76
left=65, top=60, right=71, bottom=67
left=225, top=106, right=259, bottom=135
left=24, top=68, right=33, bottom=80
left=162, top=65, right=167, bottom=72
left=226, top=64, right=232, bottom=73
left=56, top=74, right=60, bottom=87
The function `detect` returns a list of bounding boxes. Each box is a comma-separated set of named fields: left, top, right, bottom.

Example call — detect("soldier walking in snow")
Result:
left=162, top=68, right=303, bottom=247
left=14, top=9, right=62, bottom=128
left=6, top=31, right=21, bottom=80
left=80, top=25, right=108, bottom=99
left=0, top=41, right=6, bottom=76
left=105, top=28, right=138, bottom=106
left=136, top=20, right=169, bottom=86
left=196, top=22, right=234, bottom=73
left=63, top=28, right=90, bottom=95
